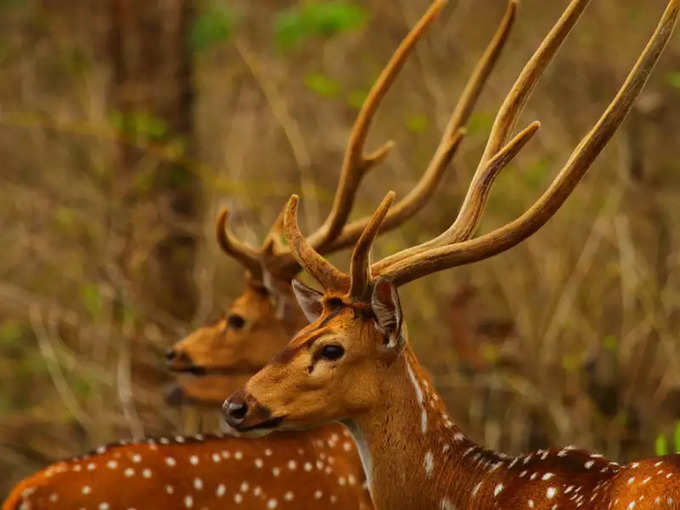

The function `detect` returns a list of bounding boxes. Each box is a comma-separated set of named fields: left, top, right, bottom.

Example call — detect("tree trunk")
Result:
left=109, top=0, right=198, bottom=320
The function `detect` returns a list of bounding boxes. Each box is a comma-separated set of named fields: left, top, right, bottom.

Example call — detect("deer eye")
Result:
left=320, top=344, right=345, bottom=361
left=227, top=314, right=246, bottom=330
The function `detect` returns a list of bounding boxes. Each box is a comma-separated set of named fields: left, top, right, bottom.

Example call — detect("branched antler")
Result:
left=284, top=0, right=679, bottom=296
left=376, top=0, right=679, bottom=286
left=325, top=0, right=519, bottom=252
left=220, top=0, right=517, bottom=282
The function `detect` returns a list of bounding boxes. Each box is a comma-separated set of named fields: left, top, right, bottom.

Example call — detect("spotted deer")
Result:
left=3, top=1, right=520, bottom=509
left=223, top=1, right=680, bottom=509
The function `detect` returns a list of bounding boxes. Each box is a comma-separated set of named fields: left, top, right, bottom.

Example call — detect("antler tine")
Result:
left=349, top=192, right=396, bottom=300
left=283, top=195, right=350, bottom=291
left=216, top=208, right=263, bottom=278
left=305, top=0, right=448, bottom=252
left=481, top=0, right=589, bottom=162
left=262, top=205, right=286, bottom=256
left=372, top=0, right=591, bottom=272
left=375, top=121, right=541, bottom=269
left=377, top=0, right=679, bottom=287
left=324, top=0, right=518, bottom=253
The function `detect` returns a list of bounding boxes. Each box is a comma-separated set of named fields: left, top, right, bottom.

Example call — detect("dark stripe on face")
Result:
left=271, top=307, right=344, bottom=365
left=317, top=307, right=343, bottom=328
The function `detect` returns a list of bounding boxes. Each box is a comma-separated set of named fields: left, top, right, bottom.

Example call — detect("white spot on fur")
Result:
left=424, top=451, right=435, bottom=478
left=406, top=361, right=427, bottom=434
left=440, top=498, right=455, bottom=510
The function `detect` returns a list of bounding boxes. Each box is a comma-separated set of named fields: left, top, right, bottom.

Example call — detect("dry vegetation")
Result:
left=1, top=0, right=680, bottom=498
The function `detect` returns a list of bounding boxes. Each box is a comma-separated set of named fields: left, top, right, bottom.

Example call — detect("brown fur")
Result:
left=3, top=429, right=372, bottom=510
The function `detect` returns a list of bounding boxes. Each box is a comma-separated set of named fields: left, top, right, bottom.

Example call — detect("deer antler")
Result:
left=303, top=0, right=447, bottom=252
left=348, top=191, right=395, bottom=300
left=285, top=0, right=679, bottom=294
left=324, top=0, right=519, bottom=252
left=216, top=208, right=263, bottom=278
left=375, top=0, right=679, bottom=286
left=220, top=0, right=517, bottom=281
left=283, top=195, right=349, bottom=292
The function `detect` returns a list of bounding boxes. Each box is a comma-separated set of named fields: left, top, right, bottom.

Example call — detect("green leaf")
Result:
left=405, top=114, right=428, bottom=134
left=307, top=1, right=367, bottom=36
left=109, top=111, right=169, bottom=142
left=191, top=5, right=235, bottom=53
left=346, top=89, right=368, bottom=110
left=0, top=320, right=22, bottom=349
left=602, top=334, right=617, bottom=351
left=656, top=433, right=669, bottom=456
left=524, top=157, right=552, bottom=190
left=466, top=112, right=494, bottom=136
left=0, top=0, right=31, bottom=10
left=304, top=73, right=341, bottom=98
left=55, top=206, right=77, bottom=233
left=0, top=42, right=8, bottom=66
left=72, top=376, right=93, bottom=399
left=674, top=422, right=680, bottom=453
left=80, top=284, right=103, bottom=319
left=561, top=353, right=582, bottom=373
left=275, top=1, right=368, bottom=50
left=666, top=71, right=680, bottom=90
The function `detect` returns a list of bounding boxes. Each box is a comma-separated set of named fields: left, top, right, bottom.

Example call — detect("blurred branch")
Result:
left=0, top=111, right=306, bottom=199
left=233, top=38, right=320, bottom=226
left=29, top=306, right=95, bottom=431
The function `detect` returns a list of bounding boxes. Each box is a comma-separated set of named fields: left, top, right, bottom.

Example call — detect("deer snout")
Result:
left=223, top=394, right=249, bottom=425
left=165, top=347, right=195, bottom=371
left=222, top=390, right=281, bottom=433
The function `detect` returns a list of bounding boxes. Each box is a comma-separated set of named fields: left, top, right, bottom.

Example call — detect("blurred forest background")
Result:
left=1, top=0, right=680, bottom=498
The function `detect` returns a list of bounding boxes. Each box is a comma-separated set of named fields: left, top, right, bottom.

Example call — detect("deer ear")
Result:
left=291, top=279, right=324, bottom=323
left=371, top=277, right=403, bottom=350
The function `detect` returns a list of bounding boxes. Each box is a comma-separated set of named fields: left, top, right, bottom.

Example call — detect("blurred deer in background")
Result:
left=224, top=1, right=680, bottom=509
left=3, top=1, right=520, bottom=508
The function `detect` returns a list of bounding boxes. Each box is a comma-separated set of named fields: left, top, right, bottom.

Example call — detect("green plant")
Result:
left=274, top=1, right=367, bottom=50
left=191, top=5, right=235, bottom=52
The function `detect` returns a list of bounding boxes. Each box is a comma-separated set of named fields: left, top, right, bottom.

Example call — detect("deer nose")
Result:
left=223, top=395, right=249, bottom=425
left=165, top=348, right=192, bottom=367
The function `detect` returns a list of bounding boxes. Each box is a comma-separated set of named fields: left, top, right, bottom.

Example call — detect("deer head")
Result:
left=166, top=276, right=303, bottom=377
left=165, top=0, right=520, bottom=404
left=224, top=0, right=678, bottom=439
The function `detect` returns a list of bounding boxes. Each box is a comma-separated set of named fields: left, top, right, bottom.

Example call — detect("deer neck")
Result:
left=343, top=342, right=502, bottom=510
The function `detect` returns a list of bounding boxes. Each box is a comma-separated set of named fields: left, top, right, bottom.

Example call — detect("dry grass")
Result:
left=1, top=0, right=680, bottom=497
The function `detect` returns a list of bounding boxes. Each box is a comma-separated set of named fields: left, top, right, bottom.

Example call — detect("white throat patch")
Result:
left=406, top=360, right=428, bottom=435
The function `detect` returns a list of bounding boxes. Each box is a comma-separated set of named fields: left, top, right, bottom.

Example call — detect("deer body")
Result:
left=3, top=427, right=371, bottom=510
left=343, top=344, right=680, bottom=510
